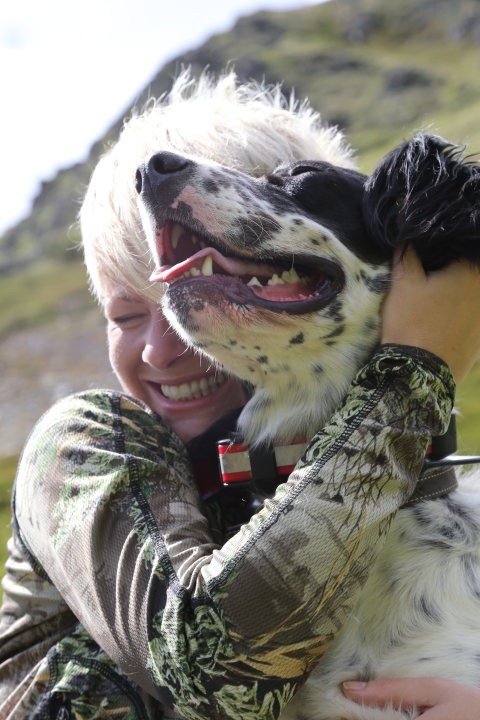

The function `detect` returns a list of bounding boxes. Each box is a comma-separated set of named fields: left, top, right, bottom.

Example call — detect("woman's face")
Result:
left=103, top=280, right=246, bottom=444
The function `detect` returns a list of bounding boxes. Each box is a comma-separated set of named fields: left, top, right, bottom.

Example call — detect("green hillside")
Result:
left=2, top=0, right=480, bottom=567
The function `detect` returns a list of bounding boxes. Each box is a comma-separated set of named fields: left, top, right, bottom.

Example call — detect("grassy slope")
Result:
left=0, top=258, right=96, bottom=338
left=0, top=457, right=17, bottom=569
left=456, top=364, right=480, bottom=454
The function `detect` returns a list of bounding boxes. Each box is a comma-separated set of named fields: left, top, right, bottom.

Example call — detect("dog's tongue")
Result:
left=151, top=247, right=282, bottom=284
left=150, top=247, right=316, bottom=303
left=249, top=283, right=310, bottom=302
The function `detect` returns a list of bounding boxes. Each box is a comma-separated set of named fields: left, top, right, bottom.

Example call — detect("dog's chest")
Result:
left=280, top=481, right=480, bottom=720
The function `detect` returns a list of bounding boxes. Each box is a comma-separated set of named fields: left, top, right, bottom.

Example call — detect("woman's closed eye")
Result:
left=111, top=313, right=148, bottom=327
left=104, top=293, right=152, bottom=329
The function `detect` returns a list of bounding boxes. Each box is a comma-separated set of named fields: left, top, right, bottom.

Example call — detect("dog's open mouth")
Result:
left=150, top=221, right=344, bottom=314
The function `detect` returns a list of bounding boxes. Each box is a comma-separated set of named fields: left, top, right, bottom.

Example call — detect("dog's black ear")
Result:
left=363, top=133, right=480, bottom=271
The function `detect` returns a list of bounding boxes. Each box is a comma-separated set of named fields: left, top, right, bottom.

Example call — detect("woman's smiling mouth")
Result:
left=149, top=372, right=227, bottom=401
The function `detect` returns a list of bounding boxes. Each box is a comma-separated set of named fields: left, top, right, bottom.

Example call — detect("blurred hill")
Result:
left=2, top=0, right=480, bottom=461
left=5, top=0, right=480, bottom=275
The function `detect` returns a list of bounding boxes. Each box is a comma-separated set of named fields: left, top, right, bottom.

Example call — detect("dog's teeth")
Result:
left=200, top=241, right=206, bottom=249
left=192, top=235, right=198, bottom=244
left=267, top=273, right=285, bottom=286
left=184, top=270, right=191, bottom=278
left=171, top=223, right=183, bottom=250
left=199, top=378, right=209, bottom=396
left=298, top=293, right=307, bottom=300
left=247, top=276, right=262, bottom=286
left=190, top=267, right=200, bottom=276
left=201, top=255, right=213, bottom=276
left=281, top=268, right=302, bottom=284
left=217, top=372, right=226, bottom=385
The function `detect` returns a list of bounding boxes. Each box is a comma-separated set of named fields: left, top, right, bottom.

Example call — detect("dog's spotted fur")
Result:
left=138, top=153, right=389, bottom=445
left=137, top=135, right=480, bottom=719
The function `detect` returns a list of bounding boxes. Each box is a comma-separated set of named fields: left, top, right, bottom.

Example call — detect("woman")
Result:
left=1, top=73, right=480, bottom=720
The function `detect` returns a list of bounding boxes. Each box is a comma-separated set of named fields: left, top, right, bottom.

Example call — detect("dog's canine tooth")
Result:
left=171, top=223, right=183, bottom=250
left=247, top=276, right=262, bottom=286
left=267, top=273, right=285, bottom=286
left=201, top=255, right=213, bottom=276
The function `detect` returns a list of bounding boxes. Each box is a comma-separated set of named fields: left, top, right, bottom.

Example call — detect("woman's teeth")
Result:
left=160, top=372, right=226, bottom=401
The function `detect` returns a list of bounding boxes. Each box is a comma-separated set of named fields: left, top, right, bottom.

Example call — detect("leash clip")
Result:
left=423, top=413, right=480, bottom=471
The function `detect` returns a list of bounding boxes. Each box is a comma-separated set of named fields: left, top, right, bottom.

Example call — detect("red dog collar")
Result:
left=218, top=438, right=308, bottom=488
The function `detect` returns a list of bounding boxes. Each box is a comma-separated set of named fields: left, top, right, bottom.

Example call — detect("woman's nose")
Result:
left=141, top=312, right=190, bottom=370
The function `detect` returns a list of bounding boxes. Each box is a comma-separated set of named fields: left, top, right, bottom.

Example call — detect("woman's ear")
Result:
left=363, top=132, right=480, bottom=271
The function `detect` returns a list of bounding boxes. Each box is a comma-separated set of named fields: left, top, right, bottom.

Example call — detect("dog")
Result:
left=135, top=134, right=480, bottom=719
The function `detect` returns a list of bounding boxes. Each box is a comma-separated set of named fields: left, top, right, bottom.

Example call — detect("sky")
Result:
left=0, top=0, right=326, bottom=237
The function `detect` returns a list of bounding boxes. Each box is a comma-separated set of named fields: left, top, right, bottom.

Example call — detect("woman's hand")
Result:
left=381, top=246, right=480, bottom=384
left=343, top=677, right=480, bottom=719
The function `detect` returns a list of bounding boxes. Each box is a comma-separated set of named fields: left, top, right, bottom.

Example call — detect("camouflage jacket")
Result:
left=0, top=345, right=455, bottom=720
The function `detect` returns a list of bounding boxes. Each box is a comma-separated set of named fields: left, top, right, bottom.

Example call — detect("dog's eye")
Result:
left=290, top=163, right=321, bottom=177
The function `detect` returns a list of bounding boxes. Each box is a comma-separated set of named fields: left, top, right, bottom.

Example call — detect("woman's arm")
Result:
left=12, top=345, right=453, bottom=720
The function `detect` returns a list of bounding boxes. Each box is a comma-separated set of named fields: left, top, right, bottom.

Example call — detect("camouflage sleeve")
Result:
left=13, top=344, right=455, bottom=720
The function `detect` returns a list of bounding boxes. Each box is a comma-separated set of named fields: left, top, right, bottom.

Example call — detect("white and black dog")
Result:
left=136, top=134, right=480, bottom=719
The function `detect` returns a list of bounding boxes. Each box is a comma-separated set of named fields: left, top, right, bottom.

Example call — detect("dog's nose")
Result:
left=135, top=152, right=191, bottom=195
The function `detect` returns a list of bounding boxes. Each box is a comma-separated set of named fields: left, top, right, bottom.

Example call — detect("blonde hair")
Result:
left=80, top=70, right=356, bottom=301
